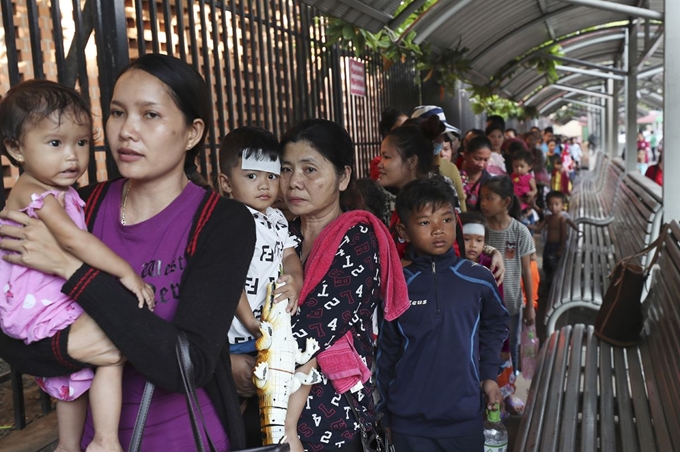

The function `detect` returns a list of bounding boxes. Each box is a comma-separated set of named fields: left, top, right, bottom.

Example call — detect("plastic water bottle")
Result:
left=521, top=323, right=539, bottom=380
left=484, top=404, right=508, bottom=452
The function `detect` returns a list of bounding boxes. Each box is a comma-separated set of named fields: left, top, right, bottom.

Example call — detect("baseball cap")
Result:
left=411, top=105, right=461, bottom=140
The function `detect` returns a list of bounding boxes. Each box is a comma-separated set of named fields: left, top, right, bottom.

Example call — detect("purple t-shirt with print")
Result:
left=80, top=179, right=229, bottom=451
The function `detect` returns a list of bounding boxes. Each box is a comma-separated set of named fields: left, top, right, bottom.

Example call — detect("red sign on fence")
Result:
left=349, top=59, right=366, bottom=97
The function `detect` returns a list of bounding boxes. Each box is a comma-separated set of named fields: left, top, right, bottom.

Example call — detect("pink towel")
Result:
left=299, top=210, right=409, bottom=322
left=316, top=331, right=372, bottom=394
left=300, top=211, right=410, bottom=394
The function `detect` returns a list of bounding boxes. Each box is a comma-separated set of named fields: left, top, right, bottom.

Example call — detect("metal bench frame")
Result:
left=516, top=222, right=680, bottom=451
left=545, top=172, right=663, bottom=335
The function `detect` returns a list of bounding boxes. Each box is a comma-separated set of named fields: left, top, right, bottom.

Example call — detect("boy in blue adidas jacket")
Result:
left=377, top=177, right=509, bottom=452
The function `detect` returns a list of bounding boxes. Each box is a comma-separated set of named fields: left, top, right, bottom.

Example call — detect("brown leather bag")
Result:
left=594, top=227, right=666, bottom=347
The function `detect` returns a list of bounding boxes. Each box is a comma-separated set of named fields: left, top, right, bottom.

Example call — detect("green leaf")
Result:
left=342, top=24, right=355, bottom=40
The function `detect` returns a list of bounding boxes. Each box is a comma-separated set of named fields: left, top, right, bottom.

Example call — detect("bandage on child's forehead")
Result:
left=241, top=149, right=280, bottom=175
left=462, top=223, right=486, bottom=236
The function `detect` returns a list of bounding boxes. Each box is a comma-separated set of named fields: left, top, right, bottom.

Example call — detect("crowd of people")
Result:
left=0, top=53, right=601, bottom=452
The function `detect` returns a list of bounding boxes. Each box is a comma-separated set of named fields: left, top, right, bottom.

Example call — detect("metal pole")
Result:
left=414, top=0, right=475, bottom=44
left=555, top=64, right=626, bottom=81
left=600, top=93, right=606, bottom=155
left=664, top=0, right=680, bottom=220
left=607, top=78, right=616, bottom=158
left=557, top=0, right=663, bottom=20
left=626, top=23, right=639, bottom=173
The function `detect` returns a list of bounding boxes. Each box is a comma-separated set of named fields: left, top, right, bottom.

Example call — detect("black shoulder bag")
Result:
left=594, top=226, right=666, bottom=347
left=129, top=332, right=289, bottom=452
left=344, top=393, right=394, bottom=452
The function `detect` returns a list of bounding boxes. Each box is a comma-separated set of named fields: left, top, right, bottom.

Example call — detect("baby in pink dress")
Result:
left=0, top=80, right=154, bottom=452
left=510, top=151, right=537, bottom=212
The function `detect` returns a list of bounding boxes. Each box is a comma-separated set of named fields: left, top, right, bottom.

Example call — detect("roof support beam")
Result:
left=413, top=0, right=475, bottom=44
left=637, top=27, right=664, bottom=72
left=664, top=0, right=680, bottom=220
left=607, top=78, right=619, bottom=157
left=538, top=97, right=604, bottom=115
left=625, top=23, right=639, bottom=174
left=545, top=54, right=628, bottom=75
left=556, top=0, right=663, bottom=21
left=638, top=65, right=663, bottom=78
left=562, top=98, right=606, bottom=109
left=536, top=0, right=556, bottom=40
left=551, top=84, right=612, bottom=99
left=335, top=0, right=392, bottom=22
left=555, top=64, right=626, bottom=81
left=388, top=0, right=428, bottom=29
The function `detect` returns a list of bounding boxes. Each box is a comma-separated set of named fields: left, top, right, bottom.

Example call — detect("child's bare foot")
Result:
left=505, top=395, right=525, bottom=415
left=85, top=436, right=124, bottom=452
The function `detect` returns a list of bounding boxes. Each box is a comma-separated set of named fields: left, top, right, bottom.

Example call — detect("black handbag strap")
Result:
left=344, top=392, right=369, bottom=436
left=128, top=332, right=216, bottom=452
left=177, top=332, right=217, bottom=452
left=620, top=224, right=669, bottom=276
left=128, top=380, right=155, bottom=452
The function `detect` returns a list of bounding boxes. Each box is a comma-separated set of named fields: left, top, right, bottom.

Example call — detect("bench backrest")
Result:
left=609, top=172, right=663, bottom=265
left=598, top=160, right=624, bottom=214
left=642, top=221, right=680, bottom=450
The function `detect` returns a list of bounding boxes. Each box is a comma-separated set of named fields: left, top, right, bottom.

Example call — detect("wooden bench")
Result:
left=568, top=158, right=624, bottom=221
left=516, top=221, right=680, bottom=451
left=545, top=172, right=663, bottom=335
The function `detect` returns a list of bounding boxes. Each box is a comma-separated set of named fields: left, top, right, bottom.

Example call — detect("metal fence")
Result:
left=0, top=0, right=420, bottom=430
left=1, top=0, right=420, bottom=191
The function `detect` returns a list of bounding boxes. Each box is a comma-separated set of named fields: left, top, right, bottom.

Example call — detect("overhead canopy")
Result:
left=297, top=0, right=664, bottom=117
left=300, top=0, right=403, bottom=33
left=522, top=24, right=664, bottom=115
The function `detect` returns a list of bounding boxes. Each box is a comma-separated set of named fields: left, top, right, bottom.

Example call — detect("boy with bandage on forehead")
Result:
left=218, top=127, right=303, bottom=353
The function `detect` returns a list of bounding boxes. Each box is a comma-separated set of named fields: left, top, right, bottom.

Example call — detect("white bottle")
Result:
left=484, top=404, right=508, bottom=452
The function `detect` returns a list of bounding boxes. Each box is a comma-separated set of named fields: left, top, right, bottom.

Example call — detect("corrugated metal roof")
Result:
left=297, top=0, right=402, bottom=33
left=406, top=0, right=659, bottom=100
left=298, top=0, right=664, bottom=114
left=519, top=24, right=665, bottom=115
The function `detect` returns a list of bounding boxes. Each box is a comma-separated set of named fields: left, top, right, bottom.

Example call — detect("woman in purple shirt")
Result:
left=0, top=55, right=255, bottom=451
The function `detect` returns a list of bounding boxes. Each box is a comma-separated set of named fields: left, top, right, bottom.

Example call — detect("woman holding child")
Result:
left=0, top=54, right=254, bottom=450
left=272, top=119, right=409, bottom=451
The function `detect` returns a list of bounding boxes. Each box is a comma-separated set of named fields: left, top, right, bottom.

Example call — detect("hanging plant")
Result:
left=416, top=41, right=472, bottom=99
left=322, top=11, right=561, bottom=107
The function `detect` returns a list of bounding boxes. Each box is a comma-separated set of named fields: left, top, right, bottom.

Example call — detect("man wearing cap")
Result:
left=411, top=105, right=467, bottom=211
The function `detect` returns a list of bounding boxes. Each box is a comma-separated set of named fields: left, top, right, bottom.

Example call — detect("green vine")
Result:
left=416, top=41, right=472, bottom=99
left=322, top=8, right=561, bottom=117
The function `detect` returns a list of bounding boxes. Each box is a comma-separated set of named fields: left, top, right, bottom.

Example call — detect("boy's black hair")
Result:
left=356, top=177, right=387, bottom=220
left=219, top=126, right=281, bottom=175
left=512, top=150, right=534, bottom=166
left=395, top=176, right=457, bottom=225
left=0, top=79, right=92, bottom=167
left=546, top=190, right=567, bottom=204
